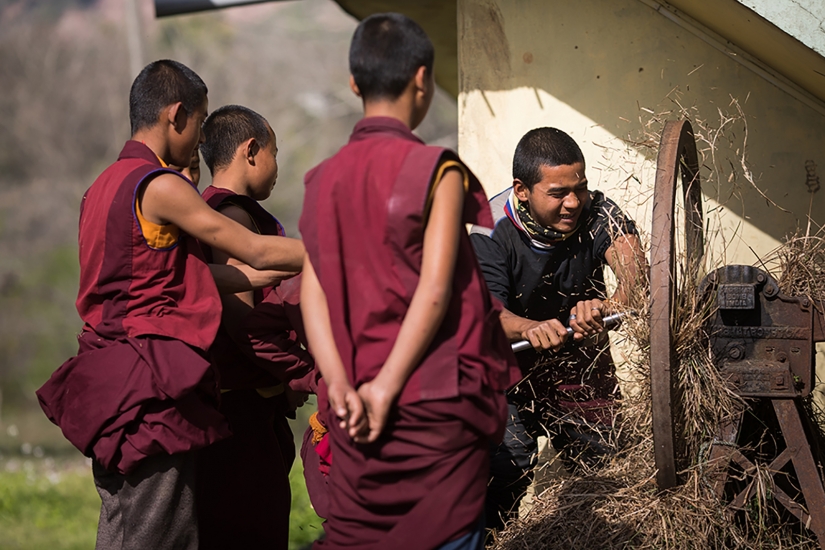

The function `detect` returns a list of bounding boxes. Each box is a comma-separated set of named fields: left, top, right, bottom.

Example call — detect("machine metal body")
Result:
left=650, top=120, right=825, bottom=547
left=702, top=266, right=825, bottom=546
left=701, top=265, right=821, bottom=400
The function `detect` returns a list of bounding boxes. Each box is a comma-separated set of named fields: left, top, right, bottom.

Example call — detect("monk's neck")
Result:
left=131, top=129, right=171, bottom=165
left=362, top=98, right=417, bottom=130
left=211, top=172, right=252, bottom=198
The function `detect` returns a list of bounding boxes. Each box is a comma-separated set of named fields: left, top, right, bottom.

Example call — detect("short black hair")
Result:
left=129, top=59, right=208, bottom=135
left=513, top=127, right=585, bottom=189
left=349, top=13, right=434, bottom=101
left=200, top=105, right=271, bottom=174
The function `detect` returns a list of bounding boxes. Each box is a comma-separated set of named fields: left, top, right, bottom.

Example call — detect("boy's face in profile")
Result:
left=515, top=162, right=589, bottom=232
left=248, top=127, right=279, bottom=201
left=170, top=97, right=208, bottom=169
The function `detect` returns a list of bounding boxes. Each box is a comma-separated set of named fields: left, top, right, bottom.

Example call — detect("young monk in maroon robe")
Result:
left=195, top=105, right=316, bottom=550
left=35, top=60, right=305, bottom=550
left=299, top=14, right=521, bottom=550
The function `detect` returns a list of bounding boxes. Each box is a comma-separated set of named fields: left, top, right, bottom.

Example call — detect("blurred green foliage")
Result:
left=0, top=245, right=80, bottom=410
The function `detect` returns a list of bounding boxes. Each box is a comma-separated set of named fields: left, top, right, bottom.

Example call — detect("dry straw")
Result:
left=493, top=94, right=824, bottom=549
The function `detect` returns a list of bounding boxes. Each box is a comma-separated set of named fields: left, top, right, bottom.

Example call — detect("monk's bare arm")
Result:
left=211, top=205, right=262, bottom=333
left=209, top=264, right=295, bottom=295
left=300, top=256, right=366, bottom=437
left=139, top=173, right=304, bottom=272
left=208, top=205, right=297, bottom=295
left=355, top=168, right=463, bottom=443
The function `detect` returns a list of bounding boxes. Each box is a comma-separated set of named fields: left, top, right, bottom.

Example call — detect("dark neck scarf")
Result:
left=504, top=189, right=586, bottom=249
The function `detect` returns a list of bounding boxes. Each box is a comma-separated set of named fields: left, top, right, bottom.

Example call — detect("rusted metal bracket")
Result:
left=701, top=265, right=816, bottom=398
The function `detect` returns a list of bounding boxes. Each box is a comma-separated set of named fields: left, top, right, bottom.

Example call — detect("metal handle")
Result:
left=510, top=311, right=633, bottom=353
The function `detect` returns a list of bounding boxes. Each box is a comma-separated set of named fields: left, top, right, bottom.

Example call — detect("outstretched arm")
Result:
left=568, top=233, right=646, bottom=338
left=139, top=173, right=304, bottom=272
left=604, top=234, right=645, bottom=305
left=300, top=255, right=366, bottom=439
left=355, top=168, right=465, bottom=443
left=208, top=264, right=297, bottom=295
left=471, top=232, right=568, bottom=351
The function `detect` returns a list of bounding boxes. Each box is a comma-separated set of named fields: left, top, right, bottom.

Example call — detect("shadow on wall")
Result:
left=457, top=0, right=825, bottom=245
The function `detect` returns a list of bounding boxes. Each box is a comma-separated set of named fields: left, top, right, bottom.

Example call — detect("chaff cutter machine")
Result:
left=649, top=120, right=825, bottom=546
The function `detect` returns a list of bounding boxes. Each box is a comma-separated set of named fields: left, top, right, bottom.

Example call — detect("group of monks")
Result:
left=36, top=10, right=644, bottom=550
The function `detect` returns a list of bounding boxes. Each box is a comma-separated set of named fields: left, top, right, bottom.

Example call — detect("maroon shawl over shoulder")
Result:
left=37, top=141, right=228, bottom=474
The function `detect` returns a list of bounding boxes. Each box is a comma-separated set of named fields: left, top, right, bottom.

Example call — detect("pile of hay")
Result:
left=491, top=104, right=825, bottom=548
left=492, top=229, right=825, bottom=549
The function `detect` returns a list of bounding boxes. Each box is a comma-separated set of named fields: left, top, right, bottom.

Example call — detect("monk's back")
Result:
left=302, top=117, right=516, bottom=407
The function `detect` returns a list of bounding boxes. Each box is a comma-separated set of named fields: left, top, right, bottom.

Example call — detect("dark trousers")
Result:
left=93, top=451, right=198, bottom=550
left=485, top=401, right=538, bottom=531
left=438, top=514, right=486, bottom=550
left=485, top=394, right=617, bottom=530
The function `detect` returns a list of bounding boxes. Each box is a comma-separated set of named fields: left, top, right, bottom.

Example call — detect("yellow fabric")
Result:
left=255, top=384, right=285, bottom=399
left=135, top=197, right=180, bottom=249
left=309, top=411, right=328, bottom=445
left=424, top=159, right=469, bottom=224
left=134, top=150, right=180, bottom=249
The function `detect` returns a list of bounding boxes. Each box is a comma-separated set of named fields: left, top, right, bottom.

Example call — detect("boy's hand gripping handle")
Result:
left=510, top=310, right=634, bottom=353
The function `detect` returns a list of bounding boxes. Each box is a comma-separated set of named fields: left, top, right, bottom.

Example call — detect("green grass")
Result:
left=0, top=456, right=323, bottom=550
left=289, top=461, right=325, bottom=549
left=0, top=460, right=98, bottom=550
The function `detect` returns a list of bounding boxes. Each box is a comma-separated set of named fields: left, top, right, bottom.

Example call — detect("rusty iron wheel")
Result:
left=650, top=119, right=704, bottom=490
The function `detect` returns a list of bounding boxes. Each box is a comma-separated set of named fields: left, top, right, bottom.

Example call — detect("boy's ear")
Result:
left=245, top=138, right=260, bottom=165
left=413, top=66, right=429, bottom=94
left=349, top=75, right=361, bottom=98
left=168, top=102, right=186, bottom=130
left=513, top=179, right=530, bottom=202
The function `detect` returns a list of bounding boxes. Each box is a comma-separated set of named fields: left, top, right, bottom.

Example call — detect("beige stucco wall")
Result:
left=457, top=0, right=825, bottom=412
left=457, top=0, right=825, bottom=265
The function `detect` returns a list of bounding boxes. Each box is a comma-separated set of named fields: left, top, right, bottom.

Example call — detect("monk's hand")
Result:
left=568, top=299, right=605, bottom=341
left=327, top=378, right=366, bottom=439
left=521, top=319, right=569, bottom=352
left=354, top=380, right=395, bottom=444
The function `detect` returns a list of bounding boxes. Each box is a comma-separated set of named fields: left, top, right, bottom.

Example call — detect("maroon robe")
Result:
left=241, top=274, right=318, bottom=394
left=300, top=117, right=520, bottom=549
left=200, top=185, right=314, bottom=390
left=36, top=141, right=229, bottom=475
left=196, top=185, right=316, bottom=550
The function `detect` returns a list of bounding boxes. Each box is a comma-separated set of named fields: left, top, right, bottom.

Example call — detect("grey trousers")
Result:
left=93, top=451, right=198, bottom=550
